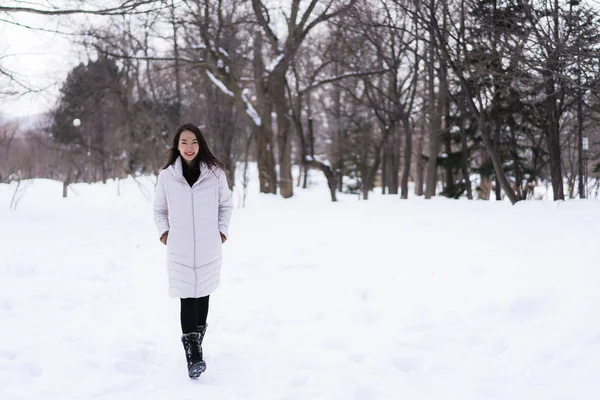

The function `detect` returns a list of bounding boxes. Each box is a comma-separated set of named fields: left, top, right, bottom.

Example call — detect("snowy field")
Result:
left=1, top=168, right=600, bottom=400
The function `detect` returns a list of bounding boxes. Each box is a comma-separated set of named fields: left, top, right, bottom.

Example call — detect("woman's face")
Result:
left=178, top=130, right=200, bottom=163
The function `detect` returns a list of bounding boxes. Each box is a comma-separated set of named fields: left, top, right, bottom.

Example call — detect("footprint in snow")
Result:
left=353, top=386, right=380, bottom=400
left=13, top=264, right=37, bottom=278
left=278, top=392, right=304, bottom=400
left=112, top=343, right=156, bottom=375
left=0, top=299, right=13, bottom=311
left=406, top=323, right=436, bottom=332
left=535, top=349, right=556, bottom=364
left=359, top=312, right=378, bottom=325
left=285, top=264, right=316, bottom=270
left=113, top=360, right=144, bottom=376
left=0, top=349, right=17, bottom=361
left=59, top=299, right=80, bottom=311
left=391, top=356, right=422, bottom=372
left=348, top=353, right=367, bottom=363
left=357, top=289, right=369, bottom=300
left=121, top=345, right=155, bottom=364
left=583, top=332, right=600, bottom=346
left=60, top=333, right=83, bottom=343
left=323, top=340, right=347, bottom=351
left=255, top=328, right=275, bottom=339
left=486, top=338, right=507, bottom=357
left=289, top=376, right=308, bottom=387
left=16, top=362, right=43, bottom=378
left=509, top=297, right=546, bottom=320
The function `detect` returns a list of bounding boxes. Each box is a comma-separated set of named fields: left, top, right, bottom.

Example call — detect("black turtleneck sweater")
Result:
left=181, top=159, right=200, bottom=187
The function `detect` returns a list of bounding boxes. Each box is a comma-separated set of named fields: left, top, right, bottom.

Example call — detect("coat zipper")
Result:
left=173, top=159, right=206, bottom=297
left=190, top=187, right=197, bottom=297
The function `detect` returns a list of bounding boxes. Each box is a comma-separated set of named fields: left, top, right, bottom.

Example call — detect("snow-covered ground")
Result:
left=1, top=168, right=600, bottom=400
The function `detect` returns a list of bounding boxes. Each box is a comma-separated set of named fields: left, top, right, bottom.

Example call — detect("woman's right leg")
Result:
left=180, top=298, right=198, bottom=334
left=180, top=298, right=207, bottom=378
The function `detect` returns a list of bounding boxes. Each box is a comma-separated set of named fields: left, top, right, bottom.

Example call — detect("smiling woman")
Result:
left=153, top=122, right=233, bottom=380
left=178, top=131, right=199, bottom=164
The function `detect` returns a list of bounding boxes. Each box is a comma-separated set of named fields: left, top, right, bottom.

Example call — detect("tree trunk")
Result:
left=306, top=160, right=337, bottom=202
left=544, top=75, right=564, bottom=201
left=303, top=166, right=309, bottom=189
left=269, top=70, right=294, bottom=198
left=253, top=31, right=277, bottom=194
left=98, top=120, right=107, bottom=184
left=544, top=0, right=564, bottom=201
left=443, top=96, right=454, bottom=195
left=444, top=133, right=453, bottom=195
left=381, top=147, right=388, bottom=194
left=459, top=105, right=473, bottom=199
left=171, top=0, right=182, bottom=124
left=304, top=117, right=337, bottom=202
left=296, top=164, right=302, bottom=187
left=479, top=114, right=518, bottom=204
left=241, top=131, right=253, bottom=208
left=424, top=36, right=440, bottom=199
left=400, top=116, right=412, bottom=199
left=577, top=89, right=585, bottom=199
left=494, top=129, right=501, bottom=200
left=326, top=172, right=337, bottom=201
left=507, top=126, right=524, bottom=200
left=478, top=148, right=491, bottom=200
left=333, top=64, right=344, bottom=193
left=415, top=121, right=426, bottom=196
left=389, top=132, right=400, bottom=195
left=101, top=156, right=107, bottom=184
left=363, top=124, right=393, bottom=200
left=362, top=183, right=369, bottom=200
left=252, top=124, right=277, bottom=194
left=63, top=170, right=71, bottom=198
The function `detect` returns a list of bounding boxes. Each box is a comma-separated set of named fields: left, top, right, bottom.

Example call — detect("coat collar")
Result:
left=168, top=156, right=210, bottom=187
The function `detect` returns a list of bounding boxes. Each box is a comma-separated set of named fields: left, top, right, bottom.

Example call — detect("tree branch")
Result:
left=0, top=17, right=83, bottom=36
left=251, top=0, right=279, bottom=49
left=91, top=46, right=206, bottom=64
left=301, top=0, right=358, bottom=41
left=0, top=0, right=164, bottom=16
left=299, top=69, right=389, bottom=94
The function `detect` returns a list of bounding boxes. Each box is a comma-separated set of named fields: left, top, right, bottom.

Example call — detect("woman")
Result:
left=153, top=123, right=233, bottom=379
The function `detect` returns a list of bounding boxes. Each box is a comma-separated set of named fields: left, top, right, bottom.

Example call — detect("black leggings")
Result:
left=180, top=296, right=210, bottom=334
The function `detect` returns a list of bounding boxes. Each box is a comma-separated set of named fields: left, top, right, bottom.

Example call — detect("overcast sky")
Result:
left=5, top=0, right=600, bottom=120
left=1, top=7, right=89, bottom=119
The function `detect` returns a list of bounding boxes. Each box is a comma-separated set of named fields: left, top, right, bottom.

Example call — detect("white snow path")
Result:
left=1, top=177, right=600, bottom=399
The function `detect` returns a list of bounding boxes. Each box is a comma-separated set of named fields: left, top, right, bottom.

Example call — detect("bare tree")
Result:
left=249, top=0, right=358, bottom=198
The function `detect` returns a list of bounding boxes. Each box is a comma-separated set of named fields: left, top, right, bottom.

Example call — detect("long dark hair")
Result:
left=162, top=123, right=225, bottom=171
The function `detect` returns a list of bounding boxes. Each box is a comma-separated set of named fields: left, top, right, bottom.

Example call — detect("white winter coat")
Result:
left=153, top=156, right=233, bottom=298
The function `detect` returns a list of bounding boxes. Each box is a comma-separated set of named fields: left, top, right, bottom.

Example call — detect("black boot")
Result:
left=196, top=324, right=207, bottom=361
left=181, top=332, right=206, bottom=379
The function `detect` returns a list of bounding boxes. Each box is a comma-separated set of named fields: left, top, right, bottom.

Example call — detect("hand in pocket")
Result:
left=160, top=231, right=169, bottom=245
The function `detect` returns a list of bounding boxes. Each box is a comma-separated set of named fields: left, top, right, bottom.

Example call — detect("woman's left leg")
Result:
left=195, top=295, right=210, bottom=328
